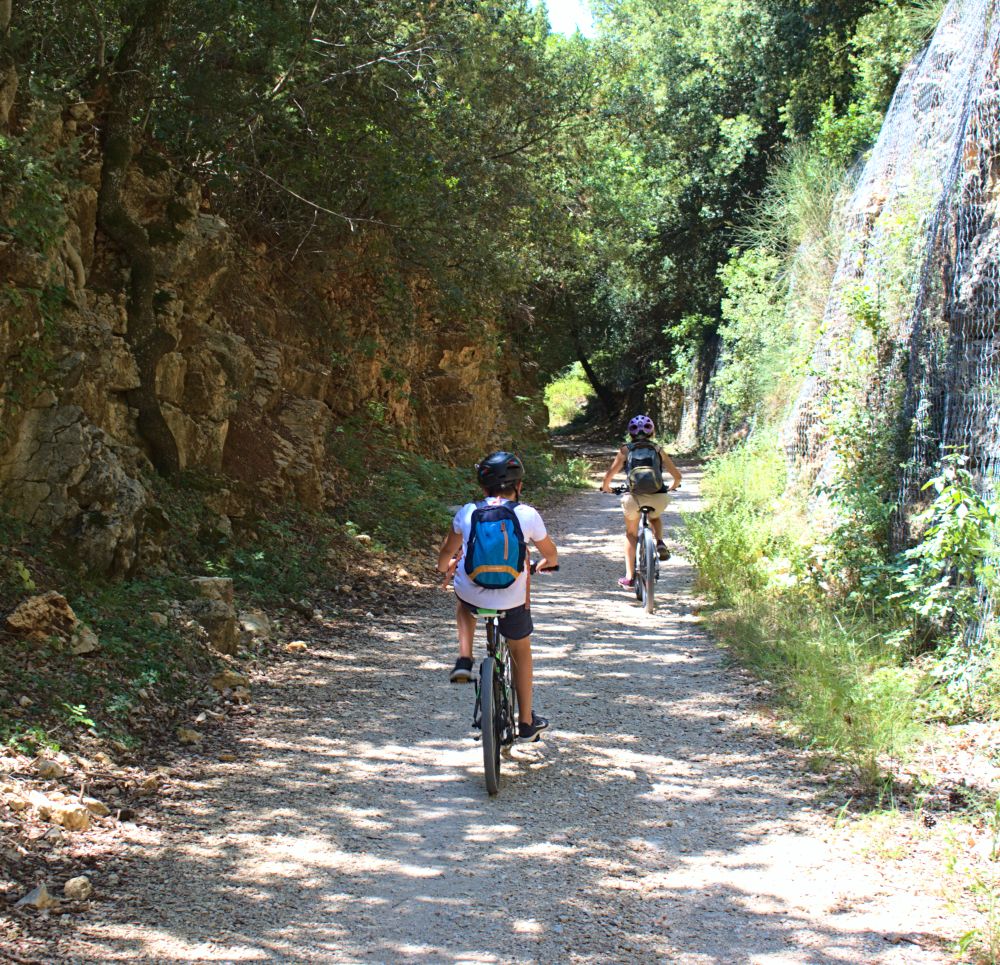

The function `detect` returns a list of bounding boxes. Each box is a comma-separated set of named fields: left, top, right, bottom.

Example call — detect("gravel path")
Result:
left=56, top=460, right=950, bottom=963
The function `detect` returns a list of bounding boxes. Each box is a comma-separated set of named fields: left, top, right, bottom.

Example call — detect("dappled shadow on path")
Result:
left=59, top=464, right=943, bottom=963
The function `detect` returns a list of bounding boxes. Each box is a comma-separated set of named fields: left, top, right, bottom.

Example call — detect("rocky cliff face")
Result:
left=0, top=104, right=544, bottom=576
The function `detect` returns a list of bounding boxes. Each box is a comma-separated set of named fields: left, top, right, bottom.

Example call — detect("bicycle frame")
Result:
left=472, top=613, right=515, bottom=730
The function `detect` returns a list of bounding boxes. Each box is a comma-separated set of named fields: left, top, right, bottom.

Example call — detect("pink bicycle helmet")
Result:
left=628, top=414, right=655, bottom=438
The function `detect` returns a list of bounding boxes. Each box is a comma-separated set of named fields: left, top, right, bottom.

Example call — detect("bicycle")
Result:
left=611, top=484, right=659, bottom=613
left=470, top=560, right=557, bottom=796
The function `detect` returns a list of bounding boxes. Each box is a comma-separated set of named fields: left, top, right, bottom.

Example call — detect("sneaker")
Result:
left=449, top=656, right=474, bottom=684
left=657, top=540, right=670, bottom=561
left=517, top=712, right=549, bottom=743
left=618, top=576, right=635, bottom=589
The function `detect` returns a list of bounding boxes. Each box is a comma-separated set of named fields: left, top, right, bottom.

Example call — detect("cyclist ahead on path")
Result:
left=437, top=451, right=559, bottom=742
left=600, top=415, right=682, bottom=590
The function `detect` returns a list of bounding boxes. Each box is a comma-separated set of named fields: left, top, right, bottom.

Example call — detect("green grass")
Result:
left=685, top=434, right=924, bottom=790
left=544, top=362, right=596, bottom=429
left=709, top=598, right=922, bottom=789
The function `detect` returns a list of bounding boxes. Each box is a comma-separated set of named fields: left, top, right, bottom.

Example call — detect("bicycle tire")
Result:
left=634, top=526, right=645, bottom=602
left=504, top=650, right=517, bottom=745
left=480, top=656, right=501, bottom=795
left=643, top=527, right=657, bottom=613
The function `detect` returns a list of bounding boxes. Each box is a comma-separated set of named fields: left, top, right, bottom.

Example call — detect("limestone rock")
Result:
left=191, top=576, right=234, bottom=604
left=52, top=803, right=92, bottom=831
left=177, top=727, right=203, bottom=745
left=68, top=102, right=93, bottom=123
left=211, top=670, right=249, bottom=692
left=70, top=624, right=100, bottom=655
left=239, top=609, right=271, bottom=640
left=149, top=612, right=169, bottom=627
left=16, top=882, right=59, bottom=910
left=34, top=758, right=67, bottom=780
left=82, top=797, right=110, bottom=817
left=0, top=124, right=543, bottom=587
left=136, top=774, right=160, bottom=796
left=190, top=598, right=238, bottom=655
left=189, top=577, right=238, bottom=653
left=28, top=790, right=56, bottom=819
left=5, top=591, right=77, bottom=642
left=63, top=876, right=92, bottom=901
left=0, top=407, right=150, bottom=577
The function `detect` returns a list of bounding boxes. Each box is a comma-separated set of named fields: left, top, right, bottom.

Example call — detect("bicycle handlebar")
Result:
left=530, top=561, right=559, bottom=574
left=607, top=483, right=680, bottom=495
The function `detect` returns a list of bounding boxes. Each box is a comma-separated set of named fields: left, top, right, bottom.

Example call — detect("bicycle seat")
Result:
left=472, top=607, right=504, bottom=617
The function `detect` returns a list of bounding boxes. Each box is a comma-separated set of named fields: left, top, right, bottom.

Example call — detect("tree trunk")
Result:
left=576, top=349, right=619, bottom=419
left=96, top=0, right=179, bottom=474
left=0, top=0, right=17, bottom=130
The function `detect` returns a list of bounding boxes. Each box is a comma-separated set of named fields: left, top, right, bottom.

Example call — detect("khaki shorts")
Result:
left=621, top=491, right=670, bottom=521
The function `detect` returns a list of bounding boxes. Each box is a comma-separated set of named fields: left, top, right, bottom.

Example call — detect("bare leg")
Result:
left=624, top=517, right=639, bottom=578
left=456, top=601, right=475, bottom=659
left=652, top=516, right=664, bottom=540
left=507, top=636, right=533, bottom=723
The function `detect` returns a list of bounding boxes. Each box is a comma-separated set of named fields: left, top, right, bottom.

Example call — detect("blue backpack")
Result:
left=464, top=500, right=527, bottom=590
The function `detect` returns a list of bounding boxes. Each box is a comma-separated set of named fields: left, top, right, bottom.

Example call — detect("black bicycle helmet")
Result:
left=476, top=451, right=525, bottom=489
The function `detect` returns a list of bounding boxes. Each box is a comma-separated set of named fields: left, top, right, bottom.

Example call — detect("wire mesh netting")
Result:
left=776, top=0, right=999, bottom=633
left=785, top=0, right=1000, bottom=478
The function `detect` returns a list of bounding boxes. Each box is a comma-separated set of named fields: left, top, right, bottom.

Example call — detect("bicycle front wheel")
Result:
left=480, top=656, right=501, bottom=795
left=643, top=527, right=657, bottom=613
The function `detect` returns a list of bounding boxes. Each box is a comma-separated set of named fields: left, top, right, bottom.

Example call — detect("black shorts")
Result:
left=456, top=596, right=534, bottom=640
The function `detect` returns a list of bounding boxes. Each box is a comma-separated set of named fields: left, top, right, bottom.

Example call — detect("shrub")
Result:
left=685, top=433, right=794, bottom=603
left=889, top=454, right=1000, bottom=713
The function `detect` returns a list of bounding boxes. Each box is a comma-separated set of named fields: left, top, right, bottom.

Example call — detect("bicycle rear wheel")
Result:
left=634, top=534, right=644, bottom=602
left=642, top=528, right=657, bottom=613
left=480, top=656, right=501, bottom=795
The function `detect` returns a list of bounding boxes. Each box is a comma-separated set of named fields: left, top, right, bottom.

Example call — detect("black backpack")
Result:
left=625, top=441, right=664, bottom=496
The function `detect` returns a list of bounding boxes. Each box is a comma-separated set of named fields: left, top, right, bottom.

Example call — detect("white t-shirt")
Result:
left=452, top=498, right=548, bottom=610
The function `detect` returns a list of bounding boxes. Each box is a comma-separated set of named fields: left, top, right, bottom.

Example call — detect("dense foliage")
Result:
left=5, top=0, right=942, bottom=401
left=10, top=1, right=594, bottom=314
left=9, top=0, right=992, bottom=749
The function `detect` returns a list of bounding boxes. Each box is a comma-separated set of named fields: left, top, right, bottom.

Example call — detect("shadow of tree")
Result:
left=56, top=464, right=947, bottom=963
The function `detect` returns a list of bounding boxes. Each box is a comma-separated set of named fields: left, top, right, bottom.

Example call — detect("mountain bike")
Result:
left=612, top=484, right=659, bottom=613
left=470, top=560, right=557, bottom=796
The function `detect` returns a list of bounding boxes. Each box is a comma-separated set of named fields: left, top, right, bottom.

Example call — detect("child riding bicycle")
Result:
left=437, top=451, right=559, bottom=742
left=600, top=415, right=681, bottom=590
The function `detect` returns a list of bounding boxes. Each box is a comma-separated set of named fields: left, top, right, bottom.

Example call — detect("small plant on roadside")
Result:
left=957, top=801, right=1000, bottom=964
left=891, top=454, right=998, bottom=639
left=684, top=432, right=795, bottom=604
left=888, top=453, right=1000, bottom=712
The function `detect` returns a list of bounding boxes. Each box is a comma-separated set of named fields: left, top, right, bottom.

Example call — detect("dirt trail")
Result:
left=56, top=459, right=949, bottom=963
